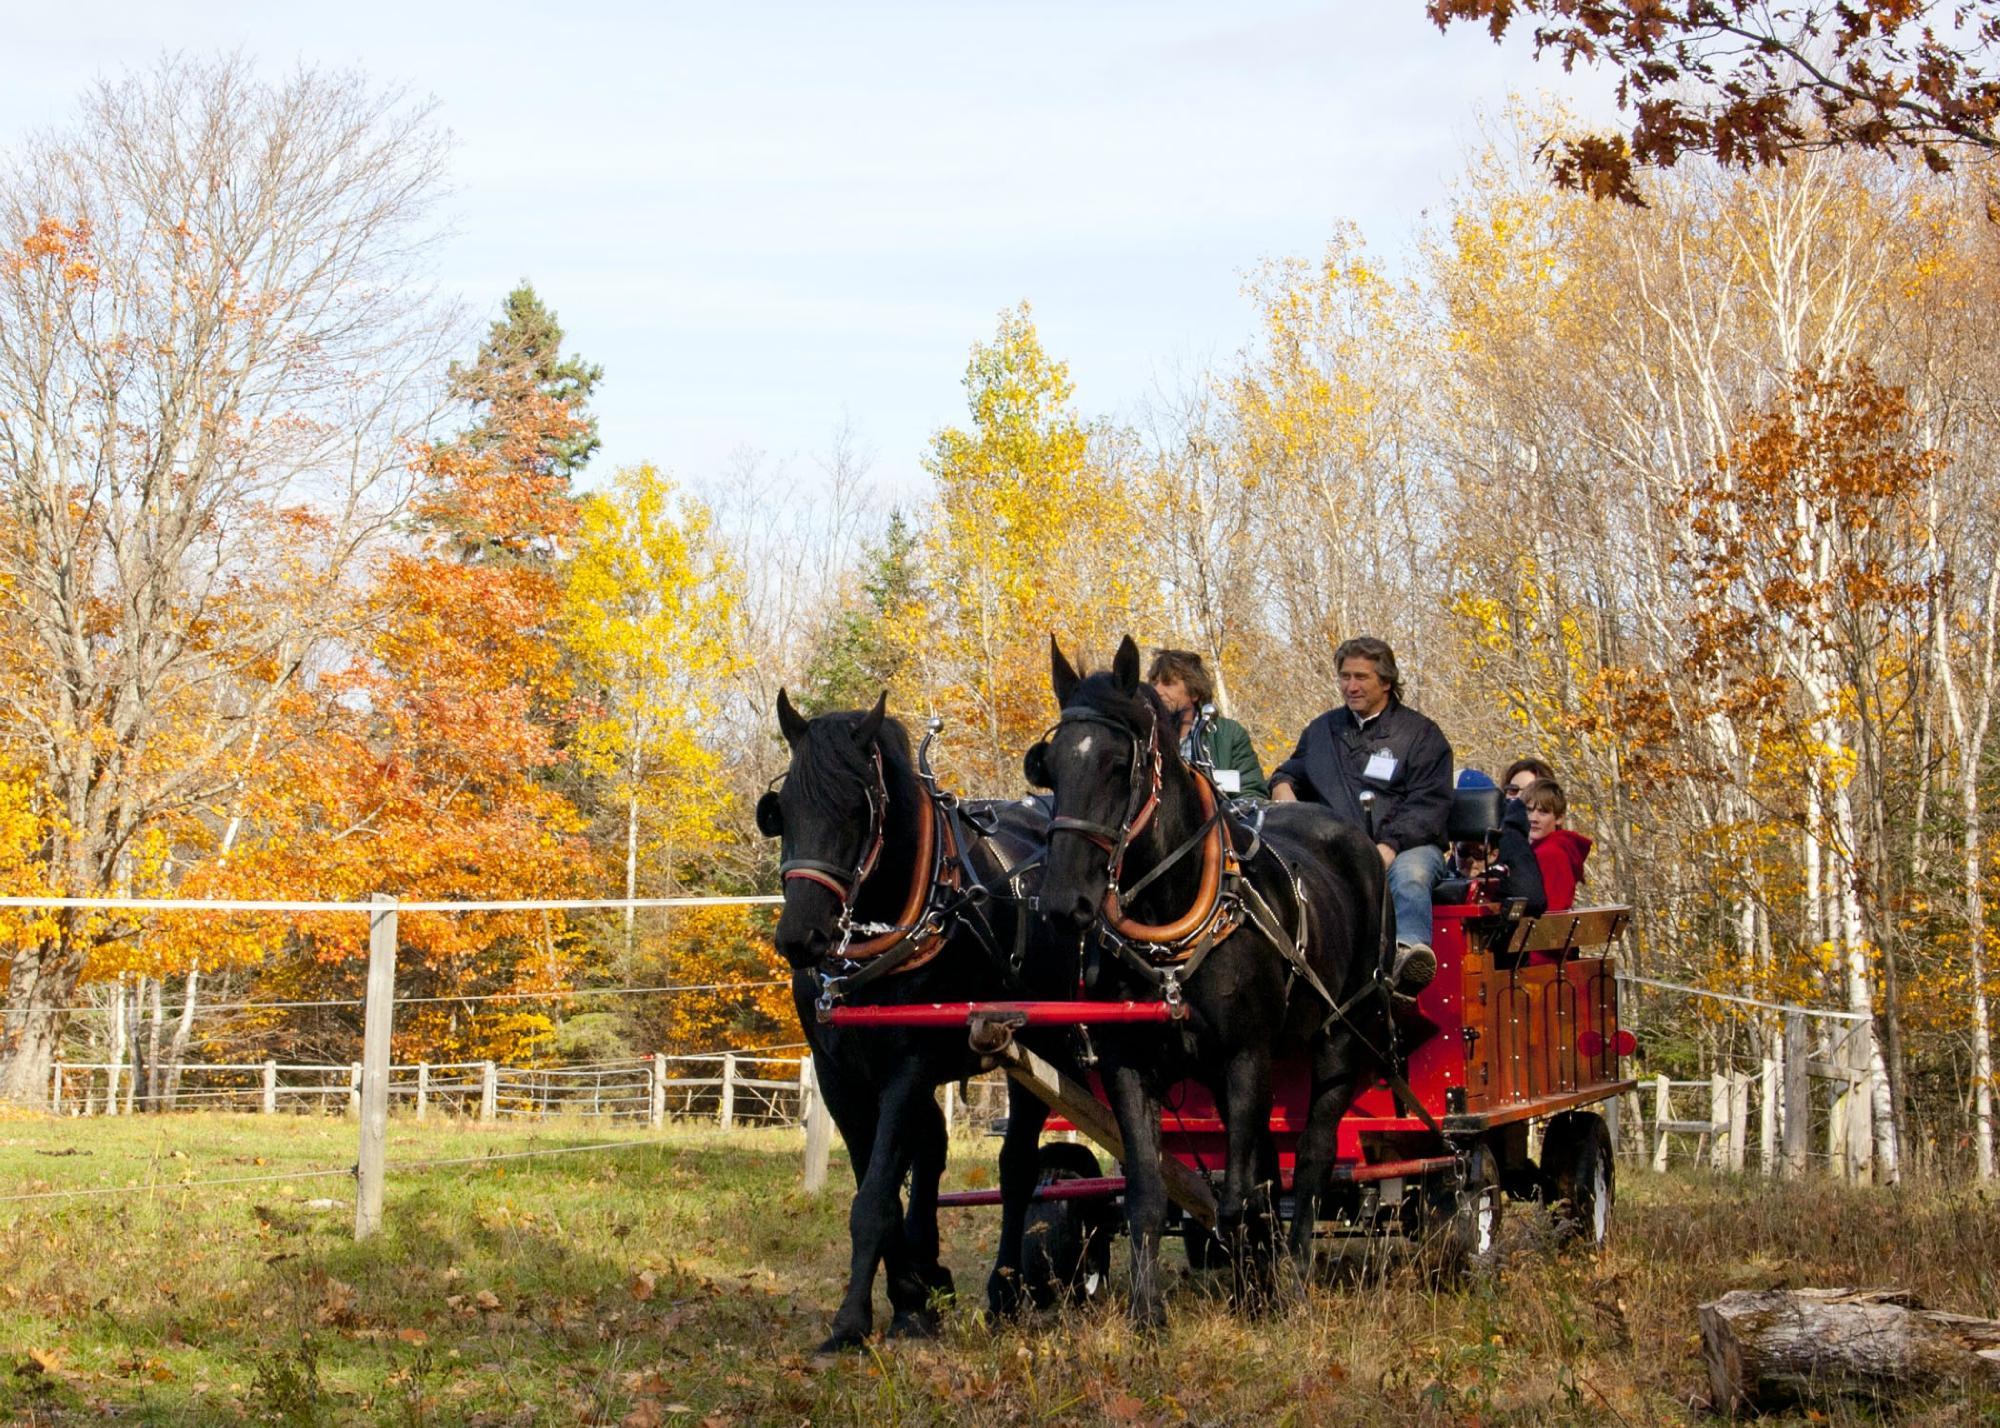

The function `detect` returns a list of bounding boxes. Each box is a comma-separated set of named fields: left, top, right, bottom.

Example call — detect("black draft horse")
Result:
left=1028, top=637, right=1387, bottom=1326
left=761, top=690, right=1060, bottom=1350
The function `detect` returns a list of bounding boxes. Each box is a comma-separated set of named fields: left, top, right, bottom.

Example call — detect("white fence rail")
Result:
left=1612, top=976, right=1882, bottom=1183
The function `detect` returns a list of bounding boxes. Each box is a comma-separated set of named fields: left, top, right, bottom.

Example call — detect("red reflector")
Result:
left=1577, top=1031, right=1605, bottom=1057
left=1614, top=1030, right=1637, bottom=1057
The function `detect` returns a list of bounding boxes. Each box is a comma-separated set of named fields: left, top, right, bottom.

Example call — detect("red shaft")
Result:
left=825, top=1000, right=1178, bottom=1028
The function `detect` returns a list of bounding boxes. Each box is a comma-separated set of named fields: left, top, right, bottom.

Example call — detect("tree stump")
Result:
left=1699, top=1287, right=2000, bottom=1412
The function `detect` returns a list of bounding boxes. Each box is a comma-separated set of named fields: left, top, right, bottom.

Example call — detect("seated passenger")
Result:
left=1450, top=769, right=1546, bottom=914
left=1502, top=757, right=1555, bottom=803
left=1524, top=778, right=1592, bottom=912
left=1147, top=649, right=1268, bottom=799
left=1270, top=636, right=1451, bottom=994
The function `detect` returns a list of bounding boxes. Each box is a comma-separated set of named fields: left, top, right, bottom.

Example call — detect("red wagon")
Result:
left=832, top=896, right=1636, bottom=1286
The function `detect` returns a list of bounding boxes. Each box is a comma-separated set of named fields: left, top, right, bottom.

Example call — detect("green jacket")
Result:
left=1186, top=715, right=1269, bottom=800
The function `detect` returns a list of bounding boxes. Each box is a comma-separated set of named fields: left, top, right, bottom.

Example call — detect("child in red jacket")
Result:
left=1524, top=779, right=1592, bottom=912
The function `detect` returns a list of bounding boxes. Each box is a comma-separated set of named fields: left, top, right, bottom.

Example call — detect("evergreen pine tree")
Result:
left=449, top=281, right=605, bottom=479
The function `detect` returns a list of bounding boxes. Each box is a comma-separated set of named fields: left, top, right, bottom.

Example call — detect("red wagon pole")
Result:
left=825, top=1000, right=1180, bottom=1029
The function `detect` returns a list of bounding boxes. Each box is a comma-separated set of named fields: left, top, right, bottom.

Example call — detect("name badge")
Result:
left=1364, top=749, right=1399, bottom=782
left=1214, top=769, right=1242, bottom=794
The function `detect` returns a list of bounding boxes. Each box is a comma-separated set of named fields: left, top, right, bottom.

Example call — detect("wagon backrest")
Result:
left=1447, top=786, right=1503, bottom=845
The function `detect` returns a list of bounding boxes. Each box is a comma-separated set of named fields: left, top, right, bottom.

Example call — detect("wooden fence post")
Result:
left=1728, top=1072, right=1749, bottom=1173
left=1759, top=1056, right=1778, bottom=1175
left=262, top=1060, right=277, bottom=1115
left=50, top=1062, right=62, bottom=1115
left=348, top=1063, right=361, bottom=1119
left=942, top=1080, right=956, bottom=1130
left=650, top=1053, right=665, bottom=1130
left=1653, top=1074, right=1673, bottom=1172
left=355, top=893, right=397, bottom=1241
left=800, top=1056, right=831, bottom=1194
left=416, top=1062, right=429, bottom=1122
left=1710, top=1072, right=1729, bottom=1170
left=719, top=1053, right=737, bottom=1128
left=1783, top=1010, right=1809, bottom=1179
left=479, top=1061, right=497, bottom=1123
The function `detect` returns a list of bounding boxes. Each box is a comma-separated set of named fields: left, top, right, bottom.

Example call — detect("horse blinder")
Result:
left=1023, top=741, right=1052, bottom=790
left=755, top=790, right=784, bottom=838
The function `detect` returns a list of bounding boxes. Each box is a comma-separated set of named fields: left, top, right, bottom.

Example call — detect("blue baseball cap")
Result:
left=1457, top=768, right=1497, bottom=790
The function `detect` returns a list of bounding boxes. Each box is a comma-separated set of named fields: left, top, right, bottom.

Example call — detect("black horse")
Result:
left=762, top=690, right=1062, bottom=1349
left=1027, top=637, right=1387, bottom=1326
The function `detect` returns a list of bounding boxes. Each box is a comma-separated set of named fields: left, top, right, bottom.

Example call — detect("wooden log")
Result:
left=1700, top=1287, right=2000, bottom=1412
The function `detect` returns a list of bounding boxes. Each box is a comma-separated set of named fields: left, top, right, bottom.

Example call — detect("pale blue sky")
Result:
left=3, top=3, right=1617, bottom=498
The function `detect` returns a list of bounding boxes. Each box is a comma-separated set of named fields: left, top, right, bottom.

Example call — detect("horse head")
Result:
left=1029, top=635, right=1168, bottom=930
left=760, top=688, right=897, bottom=968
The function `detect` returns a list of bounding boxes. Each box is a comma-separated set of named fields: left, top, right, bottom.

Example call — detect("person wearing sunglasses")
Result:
left=1502, top=758, right=1554, bottom=801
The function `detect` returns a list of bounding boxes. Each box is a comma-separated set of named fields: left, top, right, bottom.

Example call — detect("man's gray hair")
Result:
left=1333, top=636, right=1402, bottom=702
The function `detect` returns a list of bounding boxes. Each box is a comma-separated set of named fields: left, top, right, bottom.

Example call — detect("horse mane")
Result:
left=788, top=707, right=915, bottom=820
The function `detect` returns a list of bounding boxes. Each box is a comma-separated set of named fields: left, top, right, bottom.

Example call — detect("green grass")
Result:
left=3, top=1110, right=1998, bottom=1425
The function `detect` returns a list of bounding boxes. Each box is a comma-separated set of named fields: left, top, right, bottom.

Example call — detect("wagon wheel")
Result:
left=1021, top=1141, right=1115, bottom=1308
left=1416, top=1139, right=1502, bottom=1283
left=1538, top=1111, right=1614, bottom=1248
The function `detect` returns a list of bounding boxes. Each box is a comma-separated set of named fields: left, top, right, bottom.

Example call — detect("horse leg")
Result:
left=820, top=1064, right=929, bottom=1352
left=886, top=1089, right=953, bottom=1339
left=988, top=1078, right=1052, bottom=1319
left=1287, top=1029, right=1362, bottom=1278
left=1103, top=1057, right=1169, bottom=1332
left=1218, top=1047, right=1277, bottom=1312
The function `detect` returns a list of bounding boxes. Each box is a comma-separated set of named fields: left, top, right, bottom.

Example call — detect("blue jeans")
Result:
left=1387, top=843, right=1446, bottom=948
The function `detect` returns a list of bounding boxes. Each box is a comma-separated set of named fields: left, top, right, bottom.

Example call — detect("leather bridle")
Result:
left=777, top=746, right=889, bottom=909
left=1045, top=705, right=1163, bottom=890
left=1042, top=703, right=1237, bottom=955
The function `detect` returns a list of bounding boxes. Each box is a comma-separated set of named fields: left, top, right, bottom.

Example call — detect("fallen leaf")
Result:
left=629, top=1269, right=657, bottom=1302
left=396, top=1328, right=429, bottom=1345
left=1105, top=1393, right=1146, bottom=1422
left=474, top=1289, right=502, bottom=1312
left=621, top=1402, right=664, bottom=1428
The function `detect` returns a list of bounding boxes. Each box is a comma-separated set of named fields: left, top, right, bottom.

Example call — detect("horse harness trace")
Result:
left=766, top=727, right=1041, bottom=1018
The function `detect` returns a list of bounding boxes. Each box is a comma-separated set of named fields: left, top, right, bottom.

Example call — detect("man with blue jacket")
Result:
left=1270, top=636, right=1452, bottom=994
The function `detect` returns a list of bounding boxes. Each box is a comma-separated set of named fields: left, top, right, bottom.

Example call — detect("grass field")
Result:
left=3, top=1111, right=1998, bottom=1426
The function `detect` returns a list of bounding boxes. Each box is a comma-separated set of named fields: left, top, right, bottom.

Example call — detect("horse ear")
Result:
left=1050, top=636, right=1080, bottom=707
left=1112, top=635, right=1140, bottom=691
left=853, top=691, right=887, bottom=748
left=776, top=688, right=809, bottom=746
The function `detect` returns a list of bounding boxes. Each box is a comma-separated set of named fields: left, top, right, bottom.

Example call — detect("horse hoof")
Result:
left=888, top=1308, right=941, bottom=1340
left=815, top=1325, right=870, bottom=1354
left=987, top=1271, right=1025, bottom=1320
